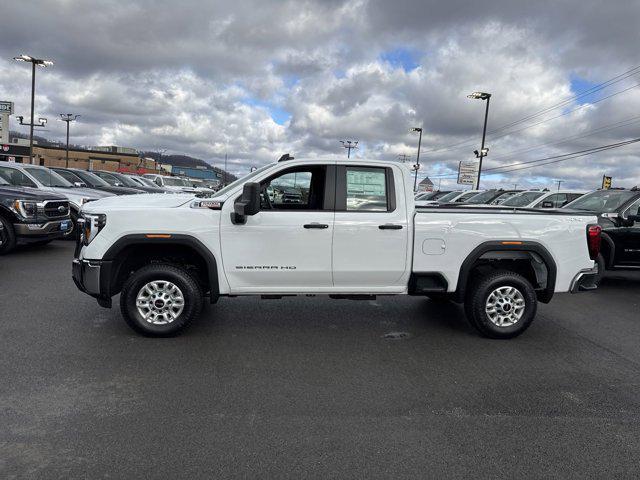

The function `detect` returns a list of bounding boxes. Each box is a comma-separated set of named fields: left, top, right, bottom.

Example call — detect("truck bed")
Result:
left=413, top=205, right=598, bottom=294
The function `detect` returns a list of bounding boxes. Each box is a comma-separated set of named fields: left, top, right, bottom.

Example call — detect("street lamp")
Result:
left=13, top=55, right=54, bottom=164
left=467, top=91, right=491, bottom=189
left=59, top=114, right=80, bottom=168
left=340, top=140, right=358, bottom=158
left=410, top=127, right=423, bottom=192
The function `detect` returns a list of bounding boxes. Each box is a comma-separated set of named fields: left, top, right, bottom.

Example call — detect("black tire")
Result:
left=464, top=270, right=537, bottom=339
left=63, top=210, right=78, bottom=240
left=0, top=215, right=16, bottom=255
left=120, top=264, right=203, bottom=337
left=594, top=253, right=606, bottom=286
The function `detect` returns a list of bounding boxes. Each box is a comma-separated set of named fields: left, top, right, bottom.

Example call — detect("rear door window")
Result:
left=344, top=167, right=389, bottom=212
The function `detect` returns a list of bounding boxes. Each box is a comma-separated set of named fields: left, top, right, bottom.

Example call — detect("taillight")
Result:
left=587, top=224, right=602, bottom=260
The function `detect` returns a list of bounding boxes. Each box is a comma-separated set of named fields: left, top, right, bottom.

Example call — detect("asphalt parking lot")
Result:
left=1, top=241, right=640, bottom=479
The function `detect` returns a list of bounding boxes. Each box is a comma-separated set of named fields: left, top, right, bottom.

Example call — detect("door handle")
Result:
left=379, top=224, right=403, bottom=230
left=304, top=223, right=329, bottom=229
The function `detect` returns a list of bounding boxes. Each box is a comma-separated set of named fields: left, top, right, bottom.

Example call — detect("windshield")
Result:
left=491, top=191, right=519, bottom=204
left=502, top=191, right=545, bottom=207
left=455, top=191, right=479, bottom=202
left=162, top=177, right=187, bottom=186
left=565, top=190, right=637, bottom=212
left=24, top=167, right=72, bottom=187
left=137, top=176, right=159, bottom=187
left=436, top=191, right=462, bottom=203
left=465, top=190, right=498, bottom=204
left=74, top=170, right=111, bottom=187
left=112, top=173, right=142, bottom=188
left=214, top=164, right=274, bottom=197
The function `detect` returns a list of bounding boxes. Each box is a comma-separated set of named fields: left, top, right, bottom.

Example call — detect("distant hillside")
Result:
left=142, top=152, right=237, bottom=182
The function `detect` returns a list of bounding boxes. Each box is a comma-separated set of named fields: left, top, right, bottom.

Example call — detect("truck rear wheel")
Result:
left=120, top=264, right=203, bottom=336
left=464, top=270, right=537, bottom=339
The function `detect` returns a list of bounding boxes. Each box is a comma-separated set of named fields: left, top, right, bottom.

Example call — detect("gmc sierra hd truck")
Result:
left=72, top=158, right=601, bottom=338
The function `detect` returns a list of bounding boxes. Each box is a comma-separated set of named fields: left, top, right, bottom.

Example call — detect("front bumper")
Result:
left=72, top=258, right=113, bottom=308
left=570, top=266, right=599, bottom=293
left=14, top=218, right=72, bottom=239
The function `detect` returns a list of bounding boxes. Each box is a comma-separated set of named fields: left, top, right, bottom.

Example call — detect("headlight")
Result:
left=12, top=200, right=39, bottom=218
left=80, top=213, right=107, bottom=246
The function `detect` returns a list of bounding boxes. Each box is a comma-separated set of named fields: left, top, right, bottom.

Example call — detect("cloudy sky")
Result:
left=2, top=0, right=640, bottom=189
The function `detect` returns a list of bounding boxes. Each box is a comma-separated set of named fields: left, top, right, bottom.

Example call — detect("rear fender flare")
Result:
left=455, top=241, right=557, bottom=303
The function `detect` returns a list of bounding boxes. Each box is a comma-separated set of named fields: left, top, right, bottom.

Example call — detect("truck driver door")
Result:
left=220, top=164, right=335, bottom=292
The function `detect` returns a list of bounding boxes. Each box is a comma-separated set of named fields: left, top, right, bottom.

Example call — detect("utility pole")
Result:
left=555, top=180, right=564, bottom=192
left=410, top=127, right=423, bottom=192
left=467, top=92, right=492, bottom=189
left=513, top=183, right=518, bottom=190
left=59, top=114, right=79, bottom=168
left=224, top=153, right=228, bottom=186
left=14, top=55, right=53, bottom=164
left=340, top=140, right=358, bottom=158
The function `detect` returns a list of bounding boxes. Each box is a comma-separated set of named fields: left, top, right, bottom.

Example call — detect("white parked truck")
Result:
left=73, top=158, right=601, bottom=338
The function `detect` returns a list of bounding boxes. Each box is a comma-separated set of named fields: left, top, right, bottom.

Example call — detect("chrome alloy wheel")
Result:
left=136, top=280, right=185, bottom=325
left=484, top=286, right=525, bottom=327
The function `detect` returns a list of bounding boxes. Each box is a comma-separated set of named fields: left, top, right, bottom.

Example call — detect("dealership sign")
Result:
left=457, top=161, right=479, bottom=185
left=0, top=101, right=13, bottom=114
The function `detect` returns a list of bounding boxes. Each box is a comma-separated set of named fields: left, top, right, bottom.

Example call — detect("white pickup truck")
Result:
left=72, top=157, right=601, bottom=338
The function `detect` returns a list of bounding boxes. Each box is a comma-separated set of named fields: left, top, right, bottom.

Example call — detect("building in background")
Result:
left=0, top=101, right=13, bottom=144
left=417, top=176, right=434, bottom=192
left=0, top=141, right=161, bottom=174
left=170, top=165, right=220, bottom=181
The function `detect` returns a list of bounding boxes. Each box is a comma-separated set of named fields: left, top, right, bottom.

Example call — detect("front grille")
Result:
left=42, top=200, right=70, bottom=219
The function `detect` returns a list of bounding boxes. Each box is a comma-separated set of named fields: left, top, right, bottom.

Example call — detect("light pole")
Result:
left=467, top=91, right=491, bottom=189
left=410, top=127, right=423, bottom=192
left=13, top=55, right=53, bottom=163
left=340, top=140, right=358, bottom=158
left=59, top=114, right=79, bottom=167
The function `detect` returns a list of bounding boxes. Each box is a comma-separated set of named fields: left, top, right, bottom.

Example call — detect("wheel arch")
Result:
left=455, top=241, right=557, bottom=304
left=599, top=231, right=615, bottom=268
left=0, top=205, right=18, bottom=223
left=102, top=234, right=220, bottom=303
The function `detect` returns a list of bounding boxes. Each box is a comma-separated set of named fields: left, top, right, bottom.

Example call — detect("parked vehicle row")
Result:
left=0, top=162, right=223, bottom=252
left=0, top=175, right=72, bottom=254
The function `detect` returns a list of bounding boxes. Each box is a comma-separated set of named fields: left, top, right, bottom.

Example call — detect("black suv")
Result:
left=52, top=167, right=145, bottom=195
left=564, top=188, right=640, bottom=279
left=0, top=176, right=71, bottom=254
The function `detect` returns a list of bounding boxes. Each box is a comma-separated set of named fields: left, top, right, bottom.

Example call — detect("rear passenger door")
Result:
left=332, top=165, right=410, bottom=290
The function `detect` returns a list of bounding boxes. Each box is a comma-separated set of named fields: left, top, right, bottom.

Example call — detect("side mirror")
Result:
left=74, top=181, right=87, bottom=188
left=231, top=182, right=260, bottom=224
left=541, top=201, right=554, bottom=208
left=628, top=214, right=640, bottom=223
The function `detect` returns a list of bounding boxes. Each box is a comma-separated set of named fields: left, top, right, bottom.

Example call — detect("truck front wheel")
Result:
left=120, top=264, right=203, bottom=336
left=0, top=215, right=16, bottom=255
left=464, top=270, right=537, bottom=339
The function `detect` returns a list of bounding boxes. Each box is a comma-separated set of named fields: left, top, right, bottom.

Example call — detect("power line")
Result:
left=422, top=64, right=640, bottom=155
left=429, top=138, right=640, bottom=178
left=488, top=65, right=640, bottom=134
left=490, top=114, right=640, bottom=161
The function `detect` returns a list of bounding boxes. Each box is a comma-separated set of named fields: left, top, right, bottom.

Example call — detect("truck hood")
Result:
left=49, top=186, right=113, bottom=199
left=82, top=193, right=194, bottom=212
left=0, top=185, right=67, bottom=201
